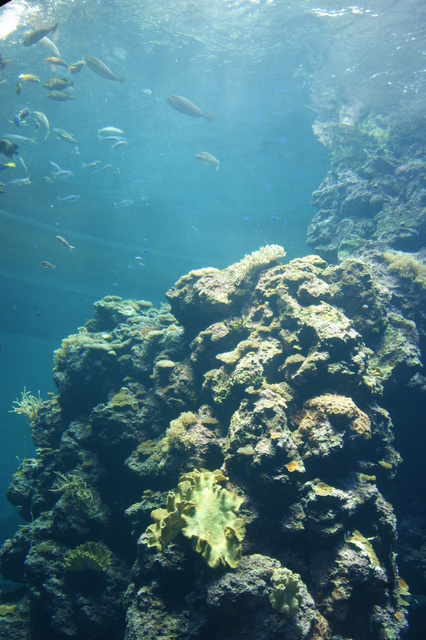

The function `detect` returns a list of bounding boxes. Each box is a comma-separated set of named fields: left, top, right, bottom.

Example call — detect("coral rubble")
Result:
left=1, top=247, right=419, bottom=639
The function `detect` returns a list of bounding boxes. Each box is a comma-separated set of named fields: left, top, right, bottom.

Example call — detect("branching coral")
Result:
left=50, top=471, right=95, bottom=511
left=10, top=387, right=43, bottom=424
left=226, top=244, right=286, bottom=287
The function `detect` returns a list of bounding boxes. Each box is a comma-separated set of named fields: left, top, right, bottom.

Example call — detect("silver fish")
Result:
left=53, top=128, right=79, bottom=144
left=2, top=134, right=36, bottom=145
left=195, top=152, right=220, bottom=170
left=57, top=194, right=80, bottom=202
left=53, top=170, right=74, bottom=180
left=33, top=111, right=50, bottom=139
left=111, top=140, right=129, bottom=149
left=85, top=56, right=124, bottom=83
left=98, top=126, right=125, bottom=136
left=166, top=95, right=214, bottom=122
left=38, top=36, right=61, bottom=58
left=56, top=235, right=75, bottom=250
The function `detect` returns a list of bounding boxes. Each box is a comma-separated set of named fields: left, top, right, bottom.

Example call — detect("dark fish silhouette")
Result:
left=166, top=95, right=214, bottom=122
left=23, top=23, right=59, bottom=47
left=0, top=139, right=19, bottom=158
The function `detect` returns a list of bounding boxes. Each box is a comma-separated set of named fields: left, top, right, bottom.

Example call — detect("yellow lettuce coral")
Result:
left=142, top=469, right=245, bottom=569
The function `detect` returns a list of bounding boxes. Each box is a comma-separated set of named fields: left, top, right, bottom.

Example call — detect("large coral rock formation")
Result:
left=1, top=248, right=419, bottom=640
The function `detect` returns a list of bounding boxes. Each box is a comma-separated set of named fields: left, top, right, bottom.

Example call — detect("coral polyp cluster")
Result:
left=9, top=387, right=44, bottom=425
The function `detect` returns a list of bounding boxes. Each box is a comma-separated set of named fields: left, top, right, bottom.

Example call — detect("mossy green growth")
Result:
left=269, top=566, right=304, bottom=615
left=108, top=387, right=139, bottom=410
left=64, top=541, right=111, bottom=572
left=142, top=469, right=245, bottom=569
left=384, top=252, right=426, bottom=290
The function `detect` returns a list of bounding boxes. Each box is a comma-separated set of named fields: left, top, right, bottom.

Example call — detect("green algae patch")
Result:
left=142, top=469, right=245, bottom=569
left=108, top=387, right=139, bottom=410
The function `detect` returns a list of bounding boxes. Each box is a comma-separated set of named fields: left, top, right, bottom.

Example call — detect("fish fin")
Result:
left=207, top=112, right=215, bottom=123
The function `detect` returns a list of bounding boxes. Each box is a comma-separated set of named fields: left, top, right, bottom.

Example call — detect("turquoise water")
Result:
left=0, top=0, right=425, bottom=636
left=0, top=0, right=331, bottom=528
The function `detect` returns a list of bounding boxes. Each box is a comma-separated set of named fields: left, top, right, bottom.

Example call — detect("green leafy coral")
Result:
left=269, top=566, right=304, bottom=615
left=142, top=469, right=245, bottom=569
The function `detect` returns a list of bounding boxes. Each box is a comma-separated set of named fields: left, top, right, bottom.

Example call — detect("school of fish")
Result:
left=0, top=20, right=219, bottom=277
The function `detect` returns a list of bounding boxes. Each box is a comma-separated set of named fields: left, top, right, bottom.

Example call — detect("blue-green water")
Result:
left=0, top=0, right=425, bottom=636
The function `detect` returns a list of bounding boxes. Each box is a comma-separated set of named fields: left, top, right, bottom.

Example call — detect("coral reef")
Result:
left=1, top=248, right=421, bottom=639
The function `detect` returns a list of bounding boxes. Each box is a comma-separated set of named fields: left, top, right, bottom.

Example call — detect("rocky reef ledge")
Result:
left=1, top=245, right=422, bottom=640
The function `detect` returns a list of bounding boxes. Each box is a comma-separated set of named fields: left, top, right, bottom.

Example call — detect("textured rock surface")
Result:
left=1, top=249, right=421, bottom=640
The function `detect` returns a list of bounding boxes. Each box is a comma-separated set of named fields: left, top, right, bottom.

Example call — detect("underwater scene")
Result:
left=0, top=0, right=425, bottom=638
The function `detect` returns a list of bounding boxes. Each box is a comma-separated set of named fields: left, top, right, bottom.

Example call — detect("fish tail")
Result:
left=206, top=112, right=215, bottom=123
left=216, top=162, right=219, bottom=171
left=119, top=76, right=125, bottom=84
left=69, top=245, right=75, bottom=251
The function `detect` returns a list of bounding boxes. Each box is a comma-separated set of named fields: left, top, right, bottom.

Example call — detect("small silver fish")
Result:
left=195, top=152, right=220, bottom=170
left=56, top=235, right=75, bottom=250
left=53, top=128, right=79, bottom=144
left=33, top=111, right=50, bottom=139
left=81, top=160, right=101, bottom=169
left=98, top=126, right=125, bottom=136
left=53, top=170, right=74, bottom=180
left=40, top=260, right=56, bottom=270
left=57, top=194, right=80, bottom=202
left=114, top=199, right=134, bottom=208
left=111, top=140, right=129, bottom=149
